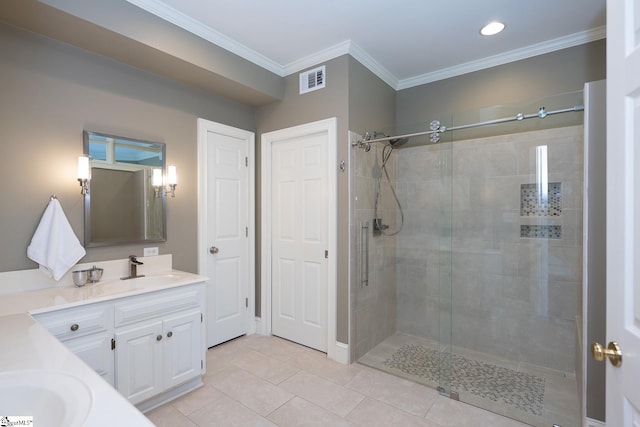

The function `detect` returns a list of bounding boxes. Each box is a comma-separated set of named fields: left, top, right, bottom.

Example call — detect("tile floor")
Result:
left=146, top=335, right=534, bottom=426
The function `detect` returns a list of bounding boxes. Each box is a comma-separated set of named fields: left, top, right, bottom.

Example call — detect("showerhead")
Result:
left=389, top=137, right=409, bottom=147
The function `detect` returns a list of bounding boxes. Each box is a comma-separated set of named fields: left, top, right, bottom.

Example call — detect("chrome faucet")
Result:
left=121, top=255, right=145, bottom=280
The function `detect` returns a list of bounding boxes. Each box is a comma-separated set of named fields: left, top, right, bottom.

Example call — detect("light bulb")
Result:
left=152, top=168, right=163, bottom=187
left=77, top=156, right=91, bottom=180
left=480, top=21, right=505, bottom=36
left=167, top=165, right=177, bottom=185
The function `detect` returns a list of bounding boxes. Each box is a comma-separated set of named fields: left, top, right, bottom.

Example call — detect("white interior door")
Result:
left=605, top=0, right=640, bottom=424
left=270, top=133, right=328, bottom=351
left=197, top=119, right=255, bottom=348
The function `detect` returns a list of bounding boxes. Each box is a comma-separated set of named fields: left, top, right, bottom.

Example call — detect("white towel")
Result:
left=27, top=198, right=86, bottom=281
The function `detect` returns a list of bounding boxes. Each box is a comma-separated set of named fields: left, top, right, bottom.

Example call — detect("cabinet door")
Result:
left=163, top=310, right=202, bottom=390
left=65, top=332, right=115, bottom=387
left=115, top=320, right=163, bottom=405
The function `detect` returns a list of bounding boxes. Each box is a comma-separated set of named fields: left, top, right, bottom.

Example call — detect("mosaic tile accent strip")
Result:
left=520, top=225, right=562, bottom=239
left=383, top=344, right=545, bottom=415
left=521, top=183, right=561, bottom=216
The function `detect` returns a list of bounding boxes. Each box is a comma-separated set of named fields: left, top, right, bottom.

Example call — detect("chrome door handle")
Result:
left=209, top=246, right=219, bottom=254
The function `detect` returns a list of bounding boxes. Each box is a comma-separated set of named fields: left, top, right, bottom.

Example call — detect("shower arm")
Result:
left=352, top=105, right=585, bottom=146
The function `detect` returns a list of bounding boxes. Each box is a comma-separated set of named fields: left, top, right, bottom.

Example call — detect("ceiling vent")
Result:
left=299, top=65, right=325, bottom=94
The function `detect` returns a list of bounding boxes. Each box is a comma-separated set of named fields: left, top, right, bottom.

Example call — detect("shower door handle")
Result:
left=360, top=222, right=369, bottom=287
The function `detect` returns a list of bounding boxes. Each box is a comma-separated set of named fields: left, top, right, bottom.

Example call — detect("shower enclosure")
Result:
left=350, top=91, right=584, bottom=427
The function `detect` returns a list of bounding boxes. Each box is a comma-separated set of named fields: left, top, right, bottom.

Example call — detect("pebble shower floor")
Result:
left=383, top=344, right=545, bottom=415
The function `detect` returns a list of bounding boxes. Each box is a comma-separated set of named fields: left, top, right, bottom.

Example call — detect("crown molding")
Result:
left=125, top=0, right=286, bottom=76
left=397, top=25, right=607, bottom=90
left=124, top=0, right=606, bottom=91
left=346, top=42, right=399, bottom=89
left=282, top=40, right=351, bottom=74
left=283, top=40, right=399, bottom=89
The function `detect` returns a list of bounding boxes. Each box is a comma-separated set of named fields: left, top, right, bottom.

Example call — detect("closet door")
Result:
left=270, top=131, right=328, bottom=352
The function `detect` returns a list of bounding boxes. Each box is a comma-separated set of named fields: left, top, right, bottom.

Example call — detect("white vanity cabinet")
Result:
left=114, top=310, right=202, bottom=404
left=33, top=302, right=115, bottom=386
left=33, top=281, right=206, bottom=409
left=113, top=283, right=205, bottom=407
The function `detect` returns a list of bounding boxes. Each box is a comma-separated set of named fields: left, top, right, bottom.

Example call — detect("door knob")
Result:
left=209, top=246, right=219, bottom=254
left=591, top=341, right=622, bottom=367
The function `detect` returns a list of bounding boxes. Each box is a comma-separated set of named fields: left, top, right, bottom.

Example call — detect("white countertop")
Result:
left=0, top=266, right=208, bottom=427
left=0, top=270, right=208, bottom=316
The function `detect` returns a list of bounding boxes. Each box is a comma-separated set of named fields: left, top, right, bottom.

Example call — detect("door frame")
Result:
left=261, top=117, right=343, bottom=362
left=197, top=118, right=256, bottom=338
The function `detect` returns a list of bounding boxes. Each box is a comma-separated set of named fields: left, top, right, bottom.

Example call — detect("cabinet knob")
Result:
left=167, top=331, right=173, bottom=338
left=70, top=324, right=79, bottom=331
left=209, top=246, right=219, bottom=254
left=156, top=335, right=163, bottom=341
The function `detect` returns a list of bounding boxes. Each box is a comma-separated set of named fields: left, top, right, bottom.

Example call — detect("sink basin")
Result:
left=0, top=370, right=93, bottom=427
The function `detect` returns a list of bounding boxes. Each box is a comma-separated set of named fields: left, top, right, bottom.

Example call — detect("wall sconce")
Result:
left=167, top=165, right=177, bottom=197
left=77, top=155, right=91, bottom=195
left=152, top=165, right=178, bottom=198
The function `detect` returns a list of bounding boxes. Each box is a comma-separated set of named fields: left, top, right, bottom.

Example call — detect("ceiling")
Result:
left=126, top=0, right=606, bottom=90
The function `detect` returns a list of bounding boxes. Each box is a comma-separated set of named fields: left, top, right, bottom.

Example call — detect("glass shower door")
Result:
left=437, top=136, right=453, bottom=398
left=445, top=92, right=583, bottom=425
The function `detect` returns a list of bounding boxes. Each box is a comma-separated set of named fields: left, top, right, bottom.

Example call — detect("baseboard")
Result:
left=254, top=316, right=348, bottom=364
left=254, top=317, right=263, bottom=335
left=328, top=341, right=349, bottom=364
left=136, top=377, right=203, bottom=413
left=586, top=417, right=606, bottom=427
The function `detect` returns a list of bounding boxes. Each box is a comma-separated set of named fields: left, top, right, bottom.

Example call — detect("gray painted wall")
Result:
left=254, top=55, right=396, bottom=344
left=397, top=40, right=606, bottom=128
left=0, top=0, right=284, bottom=105
left=0, top=22, right=254, bottom=274
left=347, top=57, right=396, bottom=136
left=255, top=55, right=350, bottom=342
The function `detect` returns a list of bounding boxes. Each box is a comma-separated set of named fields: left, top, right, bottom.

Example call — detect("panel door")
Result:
left=605, top=0, right=640, bottom=424
left=271, top=132, right=328, bottom=351
left=115, top=321, right=163, bottom=405
left=205, top=128, right=250, bottom=347
left=65, top=332, right=115, bottom=387
left=163, top=310, right=202, bottom=389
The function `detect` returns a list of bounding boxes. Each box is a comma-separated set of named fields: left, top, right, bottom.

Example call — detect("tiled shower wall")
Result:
left=395, top=125, right=583, bottom=373
left=352, top=138, right=398, bottom=359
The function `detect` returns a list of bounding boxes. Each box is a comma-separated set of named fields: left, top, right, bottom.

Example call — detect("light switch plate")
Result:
left=143, top=247, right=159, bottom=256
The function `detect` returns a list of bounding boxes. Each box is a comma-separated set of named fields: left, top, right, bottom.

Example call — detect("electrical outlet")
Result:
left=143, top=247, right=159, bottom=256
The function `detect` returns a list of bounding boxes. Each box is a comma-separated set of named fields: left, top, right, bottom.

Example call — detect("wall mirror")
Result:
left=83, top=130, right=166, bottom=247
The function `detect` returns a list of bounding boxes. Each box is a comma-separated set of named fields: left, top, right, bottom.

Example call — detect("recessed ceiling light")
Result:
left=480, top=21, right=505, bottom=36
